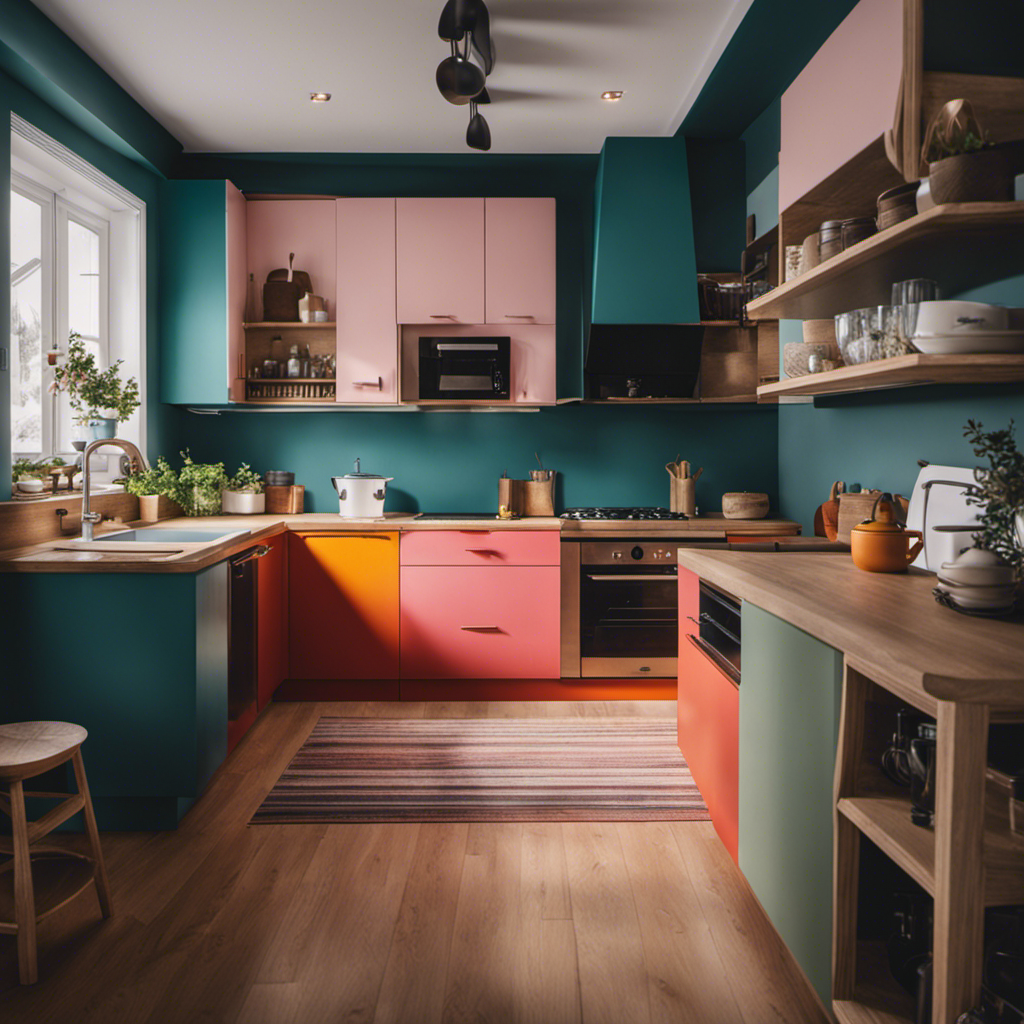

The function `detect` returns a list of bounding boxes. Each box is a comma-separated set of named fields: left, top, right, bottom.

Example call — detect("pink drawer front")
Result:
left=399, top=529, right=560, bottom=566
left=400, top=566, right=561, bottom=678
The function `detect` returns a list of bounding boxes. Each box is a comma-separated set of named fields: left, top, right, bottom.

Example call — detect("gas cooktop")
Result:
left=560, top=507, right=690, bottom=521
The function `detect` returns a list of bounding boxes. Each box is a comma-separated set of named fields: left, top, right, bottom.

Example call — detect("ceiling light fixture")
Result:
left=437, top=0, right=495, bottom=149
left=309, top=92, right=331, bottom=103
left=601, top=91, right=624, bottom=101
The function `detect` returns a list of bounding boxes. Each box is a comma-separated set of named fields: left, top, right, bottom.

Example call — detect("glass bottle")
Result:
left=287, top=345, right=301, bottom=378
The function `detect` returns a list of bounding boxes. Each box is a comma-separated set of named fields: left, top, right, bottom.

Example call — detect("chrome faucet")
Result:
left=81, top=437, right=149, bottom=541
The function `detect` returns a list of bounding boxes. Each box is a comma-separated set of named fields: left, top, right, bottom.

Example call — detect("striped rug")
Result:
left=251, top=717, right=709, bottom=823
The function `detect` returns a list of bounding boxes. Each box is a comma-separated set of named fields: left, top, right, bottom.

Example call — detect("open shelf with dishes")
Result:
left=240, top=322, right=337, bottom=404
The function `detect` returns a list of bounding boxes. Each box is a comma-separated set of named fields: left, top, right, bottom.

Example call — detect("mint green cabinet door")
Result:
left=739, top=602, right=843, bottom=1007
left=160, top=179, right=244, bottom=404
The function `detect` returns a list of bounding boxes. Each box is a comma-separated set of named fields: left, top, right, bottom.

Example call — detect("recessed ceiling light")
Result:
left=601, top=91, right=624, bottom=101
left=310, top=92, right=332, bottom=103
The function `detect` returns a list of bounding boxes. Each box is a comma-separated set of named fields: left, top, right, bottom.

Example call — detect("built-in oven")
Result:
left=419, top=336, right=510, bottom=400
left=572, top=540, right=681, bottom=678
left=686, top=580, right=741, bottom=685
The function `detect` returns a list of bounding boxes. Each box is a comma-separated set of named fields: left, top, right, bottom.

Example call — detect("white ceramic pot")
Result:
left=331, top=458, right=392, bottom=518
left=221, top=490, right=266, bottom=515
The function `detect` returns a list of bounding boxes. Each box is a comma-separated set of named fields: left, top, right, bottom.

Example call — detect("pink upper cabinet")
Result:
left=225, top=182, right=247, bottom=402
left=396, top=198, right=485, bottom=323
left=246, top=199, right=337, bottom=319
left=779, top=0, right=903, bottom=210
left=336, top=199, right=398, bottom=404
left=485, top=198, right=556, bottom=324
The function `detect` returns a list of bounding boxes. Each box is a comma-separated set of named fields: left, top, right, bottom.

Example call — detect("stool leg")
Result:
left=10, top=780, right=38, bottom=985
left=72, top=750, right=112, bottom=918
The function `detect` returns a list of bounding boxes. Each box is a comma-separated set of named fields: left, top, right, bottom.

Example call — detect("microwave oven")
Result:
left=419, top=336, right=510, bottom=400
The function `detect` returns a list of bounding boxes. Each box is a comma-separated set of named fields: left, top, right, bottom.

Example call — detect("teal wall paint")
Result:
left=0, top=67, right=175, bottom=498
left=591, top=136, right=699, bottom=324
left=741, top=96, right=781, bottom=191
left=745, top=165, right=779, bottom=235
left=177, top=404, right=779, bottom=515
left=159, top=180, right=228, bottom=405
left=686, top=138, right=747, bottom=272
left=0, top=0, right=181, bottom=176
left=739, top=603, right=844, bottom=1007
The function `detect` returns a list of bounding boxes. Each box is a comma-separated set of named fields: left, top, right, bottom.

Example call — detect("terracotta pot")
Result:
left=928, top=147, right=1014, bottom=205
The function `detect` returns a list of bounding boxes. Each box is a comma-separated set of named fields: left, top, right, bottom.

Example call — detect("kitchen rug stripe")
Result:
left=251, top=717, right=710, bottom=824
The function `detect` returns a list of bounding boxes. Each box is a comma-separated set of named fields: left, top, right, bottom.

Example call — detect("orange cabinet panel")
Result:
left=288, top=532, right=400, bottom=680
left=400, top=565, right=560, bottom=679
left=257, top=532, right=287, bottom=709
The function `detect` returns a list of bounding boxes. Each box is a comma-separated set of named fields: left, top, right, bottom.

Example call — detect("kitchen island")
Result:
left=676, top=548, right=1024, bottom=1023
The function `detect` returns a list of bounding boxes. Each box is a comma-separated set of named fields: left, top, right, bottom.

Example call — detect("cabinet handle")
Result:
left=585, top=573, right=676, bottom=582
left=231, top=545, right=271, bottom=567
left=430, top=314, right=457, bottom=319
left=685, top=633, right=740, bottom=687
left=465, top=548, right=501, bottom=556
left=506, top=314, right=535, bottom=319
left=297, top=532, right=393, bottom=539
left=460, top=625, right=504, bottom=633
left=353, top=377, right=384, bottom=390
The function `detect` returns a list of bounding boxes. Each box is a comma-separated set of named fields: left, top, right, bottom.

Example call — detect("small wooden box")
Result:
left=265, top=485, right=304, bottom=514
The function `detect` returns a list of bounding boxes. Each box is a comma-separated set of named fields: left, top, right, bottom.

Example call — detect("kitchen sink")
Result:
left=87, top=528, right=247, bottom=543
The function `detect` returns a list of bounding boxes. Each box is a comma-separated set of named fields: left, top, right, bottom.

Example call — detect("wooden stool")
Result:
left=0, top=722, right=112, bottom=984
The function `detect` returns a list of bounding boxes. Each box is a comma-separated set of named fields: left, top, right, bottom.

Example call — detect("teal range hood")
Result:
left=591, top=136, right=700, bottom=325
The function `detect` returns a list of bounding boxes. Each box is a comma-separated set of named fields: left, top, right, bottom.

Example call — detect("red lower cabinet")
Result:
left=677, top=567, right=739, bottom=862
left=400, top=565, right=560, bottom=679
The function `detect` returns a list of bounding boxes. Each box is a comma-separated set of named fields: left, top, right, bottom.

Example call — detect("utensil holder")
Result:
left=670, top=477, right=696, bottom=515
left=265, top=484, right=304, bottom=514
left=498, top=478, right=525, bottom=514
left=522, top=478, right=555, bottom=517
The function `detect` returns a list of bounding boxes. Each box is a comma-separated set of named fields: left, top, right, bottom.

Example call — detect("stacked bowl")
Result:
left=935, top=548, right=1019, bottom=614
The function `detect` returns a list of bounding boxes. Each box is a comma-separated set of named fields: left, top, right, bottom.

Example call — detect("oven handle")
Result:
left=685, top=633, right=740, bottom=687
left=585, top=573, right=677, bottom=581
left=699, top=612, right=741, bottom=646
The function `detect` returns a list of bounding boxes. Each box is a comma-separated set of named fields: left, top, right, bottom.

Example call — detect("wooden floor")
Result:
left=0, top=700, right=829, bottom=1024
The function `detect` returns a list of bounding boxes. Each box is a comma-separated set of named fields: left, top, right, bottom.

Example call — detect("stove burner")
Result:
left=560, top=506, right=689, bottom=521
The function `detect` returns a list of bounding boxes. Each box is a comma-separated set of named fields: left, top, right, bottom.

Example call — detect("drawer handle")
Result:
left=466, top=548, right=501, bottom=556
left=685, top=633, right=740, bottom=687
left=353, top=377, right=383, bottom=390
left=506, top=314, right=535, bottom=318
left=460, top=625, right=504, bottom=633
left=297, top=533, right=393, bottom=539
left=430, top=314, right=457, bottom=319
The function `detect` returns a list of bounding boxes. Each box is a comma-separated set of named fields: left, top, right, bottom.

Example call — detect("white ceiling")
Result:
left=29, top=0, right=752, bottom=155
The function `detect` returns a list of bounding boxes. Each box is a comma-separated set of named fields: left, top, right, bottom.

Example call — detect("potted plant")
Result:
left=922, top=99, right=1015, bottom=205
left=173, top=450, right=227, bottom=517
left=122, top=457, right=181, bottom=522
left=222, top=463, right=265, bottom=514
left=964, top=419, right=1024, bottom=575
left=51, top=333, right=141, bottom=440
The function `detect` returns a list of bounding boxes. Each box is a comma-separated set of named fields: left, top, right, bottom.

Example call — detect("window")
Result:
left=9, top=114, right=145, bottom=466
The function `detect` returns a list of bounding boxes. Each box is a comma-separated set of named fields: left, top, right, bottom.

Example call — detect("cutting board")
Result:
left=904, top=464, right=980, bottom=571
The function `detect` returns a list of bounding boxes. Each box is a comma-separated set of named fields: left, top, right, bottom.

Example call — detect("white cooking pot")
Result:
left=331, top=458, right=393, bottom=518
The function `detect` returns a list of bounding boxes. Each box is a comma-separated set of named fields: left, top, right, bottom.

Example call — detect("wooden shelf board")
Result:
left=247, top=378, right=334, bottom=384
left=757, top=353, right=1024, bottom=398
left=242, top=322, right=336, bottom=329
left=748, top=202, right=1024, bottom=321
left=839, top=790, right=1024, bottom=906
left=238, top=399, right=337, bottom=406
left=833, top=941, right=915, bottom=1024
left=582, top=396, right=759, bottom=405
left=698, top=320, right=762, bottom=328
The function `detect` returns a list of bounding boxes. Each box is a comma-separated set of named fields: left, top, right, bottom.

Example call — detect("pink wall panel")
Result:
left=400, top=566, right=561, bottom=678
left=396, top=198, right=485, bottom=323
left=226, top=181, right=247, bottom=402
left=779, top=0, right=903, bottom=211
left=246, top=199, right=337, bottom=317
left=399, top=529, right=561, bottom=566
left=336, top=199, right=398, bottom=403
left=485, top=198, right=557, bottom=324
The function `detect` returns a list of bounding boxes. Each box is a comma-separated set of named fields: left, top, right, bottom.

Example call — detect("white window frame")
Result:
left=10, top=113, right=146, bottom=467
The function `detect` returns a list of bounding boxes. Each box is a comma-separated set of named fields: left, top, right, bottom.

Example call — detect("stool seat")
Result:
left=0, top=722, right=88, bottom=781
left=1, top=721, right=110, bottom=984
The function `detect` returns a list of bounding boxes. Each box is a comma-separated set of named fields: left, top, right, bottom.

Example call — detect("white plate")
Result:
left=911, top=331, right=1024, bottom=355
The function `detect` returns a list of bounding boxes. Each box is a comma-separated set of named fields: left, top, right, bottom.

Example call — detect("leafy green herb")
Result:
left=51, top=333, right=140, bottom=423
left=122, top=457, right=178, bottom=498
left=12, top=457, right=67, bottom=483
left=224, top=463, right=264, bottom=494
left=963, top=419, right=1024, bottom=573
left=174, top=449, right=227, bottom=516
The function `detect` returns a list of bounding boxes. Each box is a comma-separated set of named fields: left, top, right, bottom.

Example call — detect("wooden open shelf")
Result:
left=748, top=202, right=1024, bottom=321
left=833, top=941, right=915, bottom=1024
left=757, top=353, right=1024, bottom=398
left=243, top=322, right=336, bottom=329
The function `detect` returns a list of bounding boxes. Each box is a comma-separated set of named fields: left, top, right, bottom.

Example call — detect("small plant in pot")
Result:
left=174, top=450, right=227, bottom=517
left=921, top=99, right=1015, bottom=205
left=222, top=463, right=265, bottom=515
left=121, top=457, right=181, bottom=522
left=51, top=333, right=140, bottom=440
left=964, top=419, right=1024, bottom=576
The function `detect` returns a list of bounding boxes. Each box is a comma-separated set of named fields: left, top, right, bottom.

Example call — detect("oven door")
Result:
left=580, top=566, right=677, bottom=677
left=419, top=338, right=510, bottom=400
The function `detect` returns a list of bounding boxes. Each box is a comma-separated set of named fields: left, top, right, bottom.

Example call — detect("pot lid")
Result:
left=340, top=457, right=388, bottom=479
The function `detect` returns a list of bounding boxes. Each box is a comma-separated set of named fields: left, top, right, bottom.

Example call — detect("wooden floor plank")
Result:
left=232, top=982, right=302, bottom=1024
left=373, top=823, right=470, bottom=1024
left=514, top=918, right=582, bottom=1024
left=521, top=822, right=572, bottom=921
left=618, top=822, right=746, bottom=1024
left=563, top=822, right=652, bottom=1024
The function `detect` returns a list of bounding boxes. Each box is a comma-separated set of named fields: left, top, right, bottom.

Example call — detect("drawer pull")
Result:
left=430, top=314, right=457, bottom=319
left=466, top=548, right=501, bottom=556
left=353, top=377, right=384, bottom=390
left=506, top=314, right=535, bottom=319
left=460, top=625, right=504, bottom=633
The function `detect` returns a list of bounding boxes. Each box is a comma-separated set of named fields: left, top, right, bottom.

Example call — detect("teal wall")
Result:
left=687, top=138, right=747, bottom=272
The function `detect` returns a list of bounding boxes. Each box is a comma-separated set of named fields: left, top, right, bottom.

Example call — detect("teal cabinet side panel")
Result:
left=195, top=562, right=228, bottom=792
left=159, top=179, right=228, bottom=405
left=591, top=137, right=699, bottom=324
left=738, top=602, right=844, bottom=1007
left=3, top=573, right=198, bottom=802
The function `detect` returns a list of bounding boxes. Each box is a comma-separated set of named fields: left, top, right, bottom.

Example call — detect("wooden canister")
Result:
left=521, top=478, right=555, bottom=517
left=266, top=484, right=304, bottom=514
left=498, top=478, right=525, bottom=515
left=671, top=477, right=696, bottom=515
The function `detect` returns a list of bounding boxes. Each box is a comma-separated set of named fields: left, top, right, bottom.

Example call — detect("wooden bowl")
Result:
left=722, top=492, right=770, bottom=519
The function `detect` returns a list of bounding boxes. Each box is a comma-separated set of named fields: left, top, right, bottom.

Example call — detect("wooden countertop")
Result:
left=676, top=549, right=1024, bottom=707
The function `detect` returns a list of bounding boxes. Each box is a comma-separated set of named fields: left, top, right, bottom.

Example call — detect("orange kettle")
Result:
left=850, top=493, right=924, bottom=573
